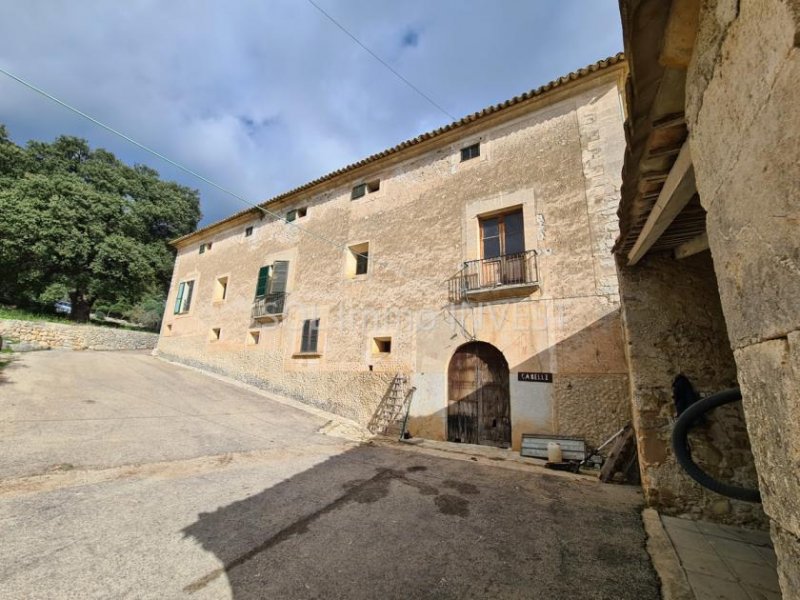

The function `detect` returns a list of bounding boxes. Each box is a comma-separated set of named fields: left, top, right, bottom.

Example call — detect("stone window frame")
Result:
left=452, top=135, right=489, bottom=171
left=293, top=317, right=323, bottom=358
left=212, top=273, right=230, bottom=304
left=173, top=276, right=198, bottom=318
left=246, top=329, right=260, bottom=346
left=344, top=240, right=371, bottom=280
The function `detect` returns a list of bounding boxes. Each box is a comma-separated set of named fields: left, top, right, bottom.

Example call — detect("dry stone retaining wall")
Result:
left=0, top=319, right=158, bottom=351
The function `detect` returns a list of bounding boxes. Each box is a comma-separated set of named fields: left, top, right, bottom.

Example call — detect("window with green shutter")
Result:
left=255, top=265, right=272, bottom=298
left=173, top=280, right=194, bottom=314
left=174, top=282, right=185, bottom=314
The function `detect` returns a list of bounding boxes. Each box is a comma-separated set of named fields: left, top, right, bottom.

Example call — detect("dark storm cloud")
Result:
left=0, top=0, right=622, bottom=225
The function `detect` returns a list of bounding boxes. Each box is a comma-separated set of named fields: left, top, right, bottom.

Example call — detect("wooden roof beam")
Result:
left=627, top=141, right=696, bottom=265
left=674, top=232, right=709, bottom=259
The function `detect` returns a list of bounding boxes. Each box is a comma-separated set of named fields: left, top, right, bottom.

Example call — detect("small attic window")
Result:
left=461, top=143, right=480, bottom=162
left=351, top=180, right=380, bottom=200
left=351, top=183, right=366, bottom=200
left=286, top=207, right=308, bottom=222
left=245, top=226, right=253, bottom=237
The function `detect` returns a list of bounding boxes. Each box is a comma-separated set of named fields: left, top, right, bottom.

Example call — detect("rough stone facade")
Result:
left=0, top=319, right=158, bottom=351
left=158, top=62, right=632, bottom=451
left=617, top=252, right=765, bottom=526
left=684, top=0, right=800, bottom=591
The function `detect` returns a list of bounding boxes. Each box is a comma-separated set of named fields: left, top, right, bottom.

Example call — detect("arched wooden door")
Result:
left=447, top=342, right=511, bottom=448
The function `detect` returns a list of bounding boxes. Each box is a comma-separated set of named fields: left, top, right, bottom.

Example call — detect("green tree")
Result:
left=0, top=128, right=200, bottom=322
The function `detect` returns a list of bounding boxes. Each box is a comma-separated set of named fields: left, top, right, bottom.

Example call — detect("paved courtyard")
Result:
left=662, top=515, right=780, bottom=600
left=0, top=351, right=659, bottom=599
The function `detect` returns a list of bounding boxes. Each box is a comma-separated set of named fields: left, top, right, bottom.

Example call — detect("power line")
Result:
left=305, top=0, right=456, bottom=122
left=0, top=66, right=378, bottom=264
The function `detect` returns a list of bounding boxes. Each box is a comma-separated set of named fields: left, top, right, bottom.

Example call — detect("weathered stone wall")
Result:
left=617, top=251, right=765, bottom=526
left=554, top=374, right=631, bottom=449
left=158, top=67, right=631, bottom=447
left=685, top=0, right=800, bottom=592
left=0, top=319, right=158, bottom=351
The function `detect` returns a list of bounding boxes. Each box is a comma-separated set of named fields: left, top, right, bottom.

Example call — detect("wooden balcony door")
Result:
left=479, top=209, right=525, bottom=285
left=447, top=342, right=511, bottom=448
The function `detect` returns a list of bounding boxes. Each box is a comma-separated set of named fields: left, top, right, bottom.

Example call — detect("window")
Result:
left=480, top=209, right=524, bottom=259
left=255, top=261, right=289, bottom=298
left=372, top=336, right=392, bottom=354
left=286, top=207, right=307, bottom=222
left=245, top=226, right=253, bottom=237
left=173, top=280, right=194, bottom=314
left=254, top=261, right=289, bottom=317
left=199, top=242, right=212, bottom=254
left=351, top=183, right=366, bottom=200
left=210, top=327, right=221, bottom=341
left=214, top=276, right=228, bottom=302
left=346, top=242, right=370, bottom=278
left=300, top=318, right=320, bottom=353
left=247, top=330, right=260, bottom=345
left=461, top=143, right=480, bottom=162
left=356, top=250, right=369, bottom=275
left=351, top=179, right=380, bottom=200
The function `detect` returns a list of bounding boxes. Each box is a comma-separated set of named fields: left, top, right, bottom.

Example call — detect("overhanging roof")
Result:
left=615, top=0, right=706, bottom=262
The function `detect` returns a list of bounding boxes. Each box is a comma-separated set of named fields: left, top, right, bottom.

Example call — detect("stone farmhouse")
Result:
left=157, top=55, right=630, bottom=453
left=159, top=3, right=800, bottom=591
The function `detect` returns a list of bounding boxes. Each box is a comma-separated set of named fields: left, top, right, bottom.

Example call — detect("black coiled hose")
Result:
left=671, top=387, right=761, bottom=503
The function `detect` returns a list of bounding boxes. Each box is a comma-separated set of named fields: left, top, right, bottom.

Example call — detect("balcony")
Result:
left=252, top=292, right=286, bottom=321
left=448, top=250, right=539, bottom=303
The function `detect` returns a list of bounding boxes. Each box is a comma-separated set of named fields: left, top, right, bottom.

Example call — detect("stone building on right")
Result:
left=616, top=0, right=800, bottom=595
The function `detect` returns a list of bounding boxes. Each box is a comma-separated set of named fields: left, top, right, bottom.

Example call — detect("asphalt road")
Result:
left=0, top=351, right=659, bottom=599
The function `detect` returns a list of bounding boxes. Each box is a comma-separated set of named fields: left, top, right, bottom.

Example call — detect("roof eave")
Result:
left=172, top=53, right=626, bottom=249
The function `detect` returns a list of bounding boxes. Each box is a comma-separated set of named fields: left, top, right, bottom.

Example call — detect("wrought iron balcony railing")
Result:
left=252, top=292, right=286, bottom=320
left=448, top=250, right=538, bottom=303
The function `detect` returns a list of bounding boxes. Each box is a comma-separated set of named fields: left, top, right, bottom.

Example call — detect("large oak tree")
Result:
left=0, top=126, right=200, bottom=322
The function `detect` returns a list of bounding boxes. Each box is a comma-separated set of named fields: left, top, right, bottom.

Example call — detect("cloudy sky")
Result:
left=0, top=1, right=622, bottom=226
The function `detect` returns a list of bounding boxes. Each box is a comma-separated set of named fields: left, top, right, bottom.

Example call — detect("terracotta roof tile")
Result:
left=173, top=53, right=625, bottom=246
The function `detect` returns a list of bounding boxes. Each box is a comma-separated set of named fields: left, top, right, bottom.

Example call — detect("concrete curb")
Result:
left=642, top=508, right=695, bottom=600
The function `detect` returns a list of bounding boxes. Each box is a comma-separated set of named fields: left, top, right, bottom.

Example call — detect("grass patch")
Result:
left=0, top=306, right=73, bottom=324
left=0, top=306, right=155, bottom=331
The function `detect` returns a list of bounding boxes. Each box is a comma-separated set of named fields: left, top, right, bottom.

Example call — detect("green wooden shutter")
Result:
left=269, top=261, right=289, bottom=294
left=174, top=282, right=185, bottom=314
left=255, top=265, right=271, bottom=298
left=269, top=261, right=289, bottom=314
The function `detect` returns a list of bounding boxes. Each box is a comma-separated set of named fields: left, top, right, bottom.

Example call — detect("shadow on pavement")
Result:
left=182, top=443, right=659, bottom=600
